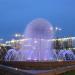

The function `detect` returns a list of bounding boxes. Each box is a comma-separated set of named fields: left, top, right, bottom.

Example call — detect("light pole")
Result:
left=54, top=27, right=62, bottom=52
left=14, top=33, right=22, bottom=39
left=54, top=26, right=62, bottom=39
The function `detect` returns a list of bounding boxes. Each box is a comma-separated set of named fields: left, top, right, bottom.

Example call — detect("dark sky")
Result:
left=0, top=0, right=75, bottom=40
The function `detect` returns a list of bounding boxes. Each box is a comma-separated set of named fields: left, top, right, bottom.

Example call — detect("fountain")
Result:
left=15, top=18, right=57, bottom=61
left=58, top=50, right=75, bottom=60
left=1, top=18, right=75, bottom=74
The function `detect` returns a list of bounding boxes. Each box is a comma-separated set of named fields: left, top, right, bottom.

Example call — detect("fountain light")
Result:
left=34, top=40, right=38, bottom=43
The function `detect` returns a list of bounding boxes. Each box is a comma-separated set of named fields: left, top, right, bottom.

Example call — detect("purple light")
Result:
left=6, top=18, right=57, bottom=61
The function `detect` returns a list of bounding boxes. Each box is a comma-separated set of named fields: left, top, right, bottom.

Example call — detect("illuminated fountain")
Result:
left=15, top=18, right=57, bottom=61
left=2, top=19, right=75, bottom=74
left=58, top=50, right=75, bottom=60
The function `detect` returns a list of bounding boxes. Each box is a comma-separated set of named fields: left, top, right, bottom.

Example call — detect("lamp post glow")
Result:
left=55, top=27, right=62, bottom=31
left=14, top=33, right=22, bottom=38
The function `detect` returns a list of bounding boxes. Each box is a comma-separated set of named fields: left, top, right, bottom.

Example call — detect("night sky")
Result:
left=0, top=0, right=75, bottom=40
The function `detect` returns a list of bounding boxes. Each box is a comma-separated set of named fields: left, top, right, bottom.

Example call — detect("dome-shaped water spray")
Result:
left=15, top=18, right=57, bottom=61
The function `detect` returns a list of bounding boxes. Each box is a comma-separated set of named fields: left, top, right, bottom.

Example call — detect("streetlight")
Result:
left=54, top=27, right=62, bottom=37
left=14, top=33, right=22, bottom=38
left=13, top=33, right=23, bottom=41
left=55, top=27, right=62, bottom=31
left=54, top=27, right=63, bottom=50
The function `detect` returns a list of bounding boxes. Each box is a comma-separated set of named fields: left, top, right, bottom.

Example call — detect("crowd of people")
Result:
left=0, top=43, right=75, bottom=61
